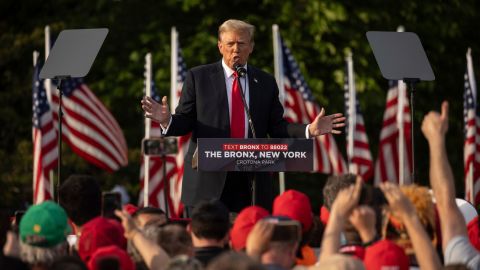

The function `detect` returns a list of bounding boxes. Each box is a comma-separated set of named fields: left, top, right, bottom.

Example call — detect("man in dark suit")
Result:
left=141, top=19, right=345, bottom=213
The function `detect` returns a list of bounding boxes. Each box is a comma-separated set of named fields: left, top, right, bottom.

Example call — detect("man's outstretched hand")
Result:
left=141, top=96, right=171, bottom=127
left=308, top=108, right=346, bottom=137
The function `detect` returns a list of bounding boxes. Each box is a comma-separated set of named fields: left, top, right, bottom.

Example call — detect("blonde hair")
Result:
left=218, top=19, right=255, bottom=44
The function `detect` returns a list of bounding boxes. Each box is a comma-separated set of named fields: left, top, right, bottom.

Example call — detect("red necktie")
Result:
left=230, top=71, right=245, bottom=138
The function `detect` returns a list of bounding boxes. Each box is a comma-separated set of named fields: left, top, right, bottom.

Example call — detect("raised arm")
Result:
left=115, top=210, right=170, bottom=270
left=380, top=182, right=442, bottom=270
left=421, top=101, right=467, bottom=250
left=319, top=176, right=361, bottom=261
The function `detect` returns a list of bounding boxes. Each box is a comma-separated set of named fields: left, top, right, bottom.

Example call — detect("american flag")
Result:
left=344, top=55, right=374, bottom=181
left=49, top=78, right=128, bottom=172
left=32, top=52, right=58, bottom=204
left=138, top=50, right=185, bottom=217
left=279, top=37, right=347, bottom=174
left=170, top=28, right=188, bottom=217
left=374, top=80, right=412, bottom=184
left=463, top=49, right=480, bottom=206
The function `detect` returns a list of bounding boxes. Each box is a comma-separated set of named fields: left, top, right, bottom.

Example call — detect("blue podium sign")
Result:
left=198, top=138, right=313, bottom=172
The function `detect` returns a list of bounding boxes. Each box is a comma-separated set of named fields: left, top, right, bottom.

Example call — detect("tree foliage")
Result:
left=1, top=0, right=479, bottom=210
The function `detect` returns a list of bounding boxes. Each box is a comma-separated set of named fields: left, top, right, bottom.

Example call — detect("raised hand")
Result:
left=421, top=101, right=449, bottom=144
left=379, top=182, right=416, bottom=220
left=246, top=220, right=275, bottom=261
left=141, top=96, right=171, bottom=127
left=330, top=175, right=362, bottom=219
left=308, top=108, right=346, bottom=137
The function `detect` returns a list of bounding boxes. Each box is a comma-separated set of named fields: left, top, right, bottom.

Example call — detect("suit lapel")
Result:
left=209, top=62, right=230, bottom=136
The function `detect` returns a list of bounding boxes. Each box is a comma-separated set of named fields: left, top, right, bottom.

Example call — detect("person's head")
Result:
left=363, top=240, right=409, bottom=270
left=166, top=255, right=204, bottom=270
left=127, top=223, right=161, bottom=270
left=78, top=217, right=126, bottom=263
left=273, top=190, right=313, bottom=233
left=190, top=200, right=230, bottom=244
left=157, top=223, right=193, bottom=257
left=132, top=206, right=167, bottom=228
left=19, top=201, right=71, bottom=267
left=230, top=206, right=269, bottom=251
left=261, top=241, right=298, bottom=269
left=59, top=174, right=102, bottom=226
left=217, top=19, right=255, bottom=69
left=50, top=256, right=88, bottom=270
left=323, top=174, right=356, bottom=210
left=311, top=254, right=365, bottom=270
left=87, top=245, right=135, bottom=270
left=258, top=217, right=301, bottom=269
left=207, top=252, right=264, bottom=270
left=386, top=185, right=436, bottom=254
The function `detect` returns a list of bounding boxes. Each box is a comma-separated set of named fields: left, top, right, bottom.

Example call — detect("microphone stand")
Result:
left=235, top=68, right=257, bottom=206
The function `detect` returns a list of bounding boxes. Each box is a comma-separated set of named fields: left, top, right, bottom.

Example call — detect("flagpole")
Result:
left=44, top=25, right=55, bottom=200
left=273, top=24, right=286, bottom=194
left=144, top=53, right=152, bottom=207
left=394, top=26, right=408, bottom=185
left=171, top=27, right=178, bottom=110
left=467, top=48, right=476, bottom=202
left=33, top=51, right=40, bottom=203
left=346, top=52, right=357, bottom=174
left=397, top=80, right=407, bottom=185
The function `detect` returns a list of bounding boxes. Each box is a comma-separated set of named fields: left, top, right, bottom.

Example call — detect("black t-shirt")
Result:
left=194, top=246, right=228, bottom=266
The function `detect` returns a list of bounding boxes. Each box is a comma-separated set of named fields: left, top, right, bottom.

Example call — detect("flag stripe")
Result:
left=279, top=36, right=347, bottom=175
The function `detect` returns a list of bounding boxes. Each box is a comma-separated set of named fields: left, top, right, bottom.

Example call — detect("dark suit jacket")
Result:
left=166, top=61, right=306, bottom=207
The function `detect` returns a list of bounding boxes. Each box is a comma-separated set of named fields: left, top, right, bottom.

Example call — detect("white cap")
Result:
left=456, top=198, right=478, bottom=224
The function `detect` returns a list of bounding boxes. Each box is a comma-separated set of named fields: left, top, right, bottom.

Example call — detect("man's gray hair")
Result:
left=218, top=19, right=255, bottom=43
left=20, top=241, right=68, bottom=266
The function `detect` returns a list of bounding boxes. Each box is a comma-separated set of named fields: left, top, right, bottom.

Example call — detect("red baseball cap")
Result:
left=78, top=217, right=127, bottom=262
left=87, top=245, right=135, bottom=270
left=364, top=240, right=409, bottom=270
left=468, top=216, right=480, bottom=251
left=230, top=206, right=269, bottom=251
left=123, top=204, right=139, bottom=216
left=339, top=245, right=365, bottom=260
left=320, top=206, right=330, bottom=225
left=273, top=190, right=313, bottom=232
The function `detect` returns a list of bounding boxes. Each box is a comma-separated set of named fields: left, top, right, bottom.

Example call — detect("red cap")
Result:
left=78, top=217, right=127, bottom=262
left=339, top=245, right=365, bottom=260
left=273, top=190, right=313, bottom=232
left=320, top=206, right=330, bottom=225
left=87, top=245, right=135, bottom=270
left=468, top=216, right=480, bottom=251
left=364, top=240, right=409, bottom=270
left=230, top=206, right=269, bottom=251
left=123, top=204, right=138, bottom=216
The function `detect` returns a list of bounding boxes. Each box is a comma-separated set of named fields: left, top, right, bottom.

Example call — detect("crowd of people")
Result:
left=1, top=101, right=479, bottom=269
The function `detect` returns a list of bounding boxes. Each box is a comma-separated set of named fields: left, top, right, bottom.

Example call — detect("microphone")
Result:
left=233, top=63, right=247, bottom=77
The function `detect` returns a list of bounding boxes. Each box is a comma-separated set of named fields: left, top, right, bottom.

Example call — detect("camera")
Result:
left=142, top=137, right=178, bottom=156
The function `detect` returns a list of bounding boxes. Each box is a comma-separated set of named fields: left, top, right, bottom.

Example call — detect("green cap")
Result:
left=19, top=201, right=71, bottom=247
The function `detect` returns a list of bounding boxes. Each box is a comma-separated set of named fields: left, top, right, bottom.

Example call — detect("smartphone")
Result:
left=264, top=218, right=301, bottom=242
left=102, top=192, right=122, bottom=219
left=142, top=137, right=178, bottom=156
left=11, top=210, right=25, bottom=233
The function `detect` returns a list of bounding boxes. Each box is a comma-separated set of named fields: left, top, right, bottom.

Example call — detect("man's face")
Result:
left=218, top=30, right=254, bottom=69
